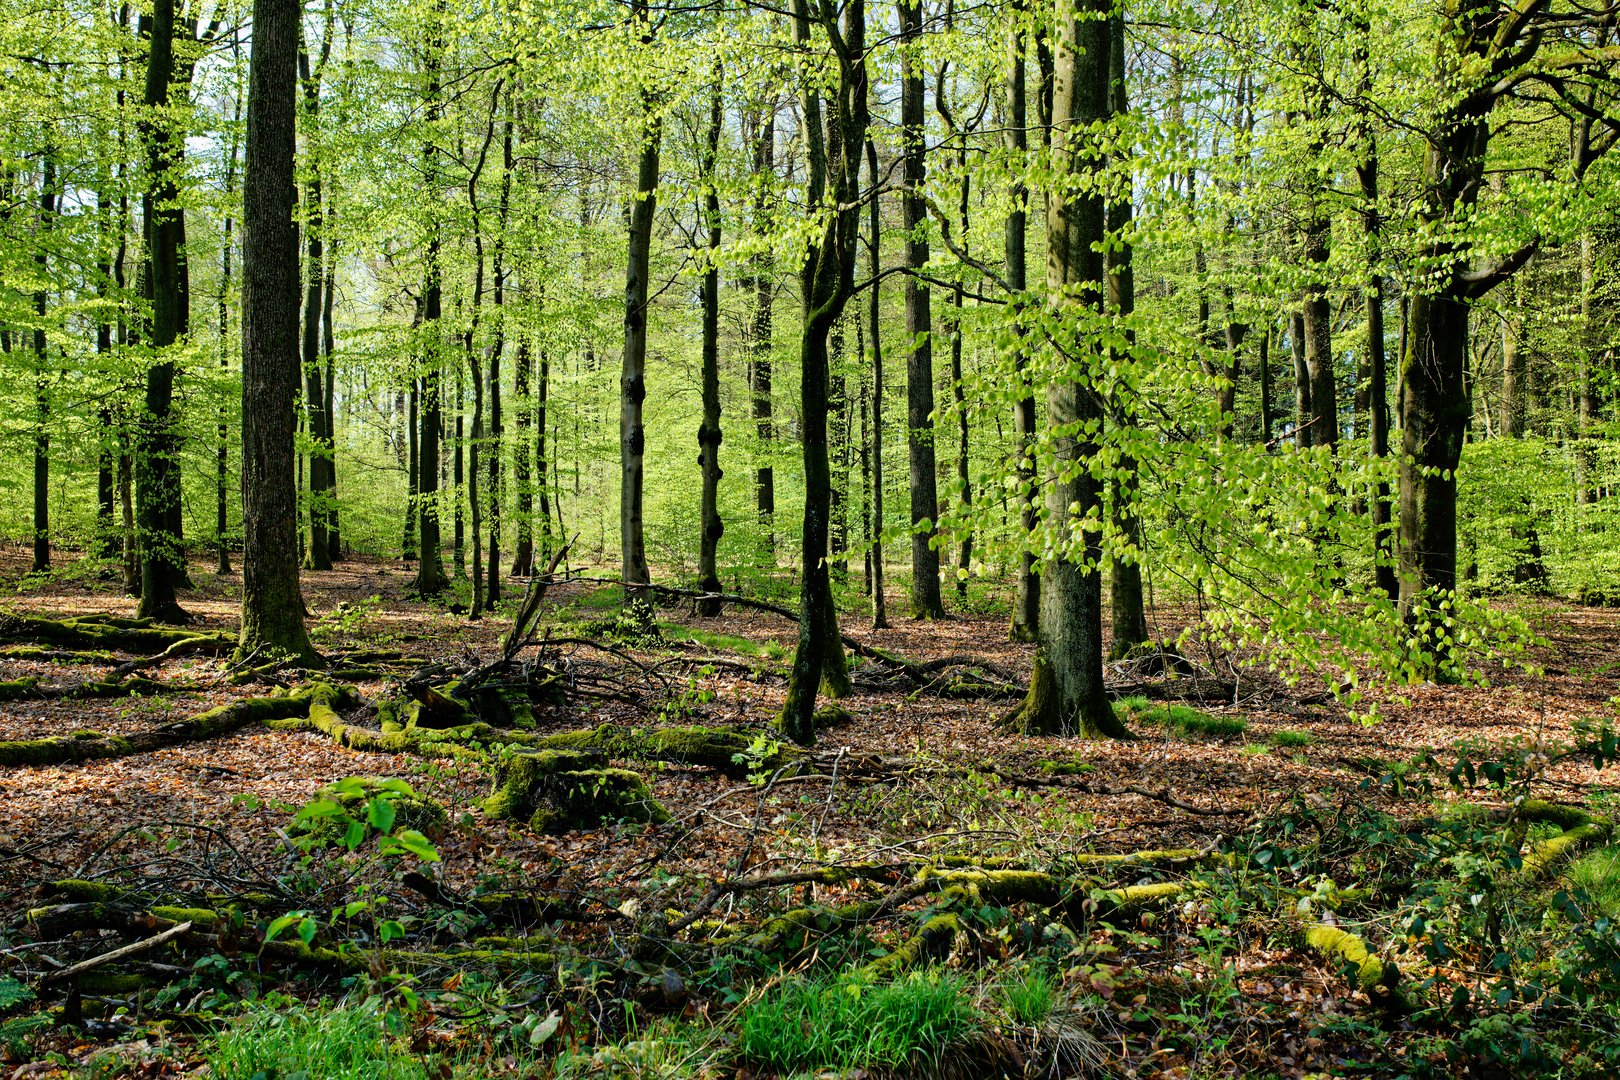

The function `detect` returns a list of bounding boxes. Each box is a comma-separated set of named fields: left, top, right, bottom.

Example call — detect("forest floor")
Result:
left=1, top=545, right=1618, bottom=1079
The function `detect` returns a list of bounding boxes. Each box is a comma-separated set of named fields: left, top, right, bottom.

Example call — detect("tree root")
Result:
left=0, top=612, right=233, bottom=654
left=0, top=683, right=353, bottom=768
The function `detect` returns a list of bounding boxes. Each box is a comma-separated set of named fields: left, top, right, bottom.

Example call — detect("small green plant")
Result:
left=1000, top=965, right=1058, bottom=1026
left=1270, top=729, right=1314, bottom=748
left=1568, top=846, right=1620, bottom=919
left=735, top=970, right=976, bottom=1074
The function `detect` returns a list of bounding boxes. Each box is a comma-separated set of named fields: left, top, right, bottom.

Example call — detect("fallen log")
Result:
left=0, top=612, right=233, bottom=654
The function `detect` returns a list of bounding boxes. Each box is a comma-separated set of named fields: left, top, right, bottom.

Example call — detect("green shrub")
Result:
left=735, top=970, right=975, bottom=1073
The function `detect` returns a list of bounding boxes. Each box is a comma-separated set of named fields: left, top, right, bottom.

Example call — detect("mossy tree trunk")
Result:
left=1004, top=0, right=1126, bottom=740
left=1005, top=3, right=1039, bottom=643
left=237, top=0, right=316, bottom=665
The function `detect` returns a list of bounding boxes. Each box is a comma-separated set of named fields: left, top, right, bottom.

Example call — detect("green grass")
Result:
left=662, top=623, right=789, bottom=661
left=1269, top=729, right=1315, bottom=748
left=1001, top=965, right=1058, bottom=1026
left=1114, top=697, right=1248, bottom=739
left=1569, top=847, right=1620, bottom=918
left=735, top=970, right=976, bottom=1074
left=207, top=1001, right=426, bottom=1080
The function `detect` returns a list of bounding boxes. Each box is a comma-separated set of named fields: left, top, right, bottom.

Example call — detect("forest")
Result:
left=0, top=0, right=1619, bottom=1073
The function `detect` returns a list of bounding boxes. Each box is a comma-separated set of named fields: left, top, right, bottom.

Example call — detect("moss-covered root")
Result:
left=1521, top=819, right=1612, bottom=884
left=999, top=648, right=1133, bottom=739
left=0, top=682, right=354, bottom=768
left=862, top=913, right=964, bottom=978
left=482, top=750, right=670, bottom=834
left=1304, top=924, right=1405, bottom=1008
left=0, top=611, right=234, bottom=653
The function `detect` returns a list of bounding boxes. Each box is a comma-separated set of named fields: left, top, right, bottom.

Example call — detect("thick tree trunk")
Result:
left=697, top=76, right=725, bottom=616
left=1006, top=8, right=1039, bottom=642
left=1003, top=0, right=1127, bottom=740
left=404, top=376, right=419, bottom=562
left=238, top=0, right=315, bottom=663
left=136, top=0, right=190, bottom=623
left=299, top=40, right=332, bottom=571
left=900, top=0, right=944, bottom=620
left=1399, top=292, right=1469, bottom=621
left=866, top=137, right=889, bottom=630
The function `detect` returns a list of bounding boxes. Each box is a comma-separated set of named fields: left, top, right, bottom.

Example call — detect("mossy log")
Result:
left=0, top=683, right=353, bottom=768
left=482, top=749, right=669, bottom=833
left=0, top=612, right=233, bottom=654
left=1520, top=819, right=1612, bottom=883
left=1303, top=924, right=1404, bottom=1007
left=535, top=723, right=804, bottom=778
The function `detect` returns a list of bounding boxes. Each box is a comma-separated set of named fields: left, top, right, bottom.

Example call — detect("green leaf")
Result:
left=367, top=797, right=397, bottom=834
left=389, top=829, right=440, bottom=862
left=379, top=920, right=406, bottom=943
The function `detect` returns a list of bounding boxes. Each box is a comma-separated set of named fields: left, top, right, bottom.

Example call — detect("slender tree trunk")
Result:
left=454, top=358, right=465, bottom=577
left=404, top=375, right=419, bottom=562
left=620, top=0, right=659, bottom=590
left=829, top=320, right=849, bottom=579
left=486, top=113, right=512, bottom=606
left=1259, top=321, right=1274, bottom=445
left=1106, top=7, right=1148, bottom=658
left=697, top=74, right=725, bottom=616
left=536, top=349, right=552, bottom=556
left=97, top=187, right=119, bottom=567
left=511, top=336, right=534, bottom=576
left=411, top=20, right=447, bottom=596
left=866, top=137, right=889, bottom=630
left=216, top=96, right=239, bottom=575
left=750, top=109, right=777, bottom=556
left=777, top=0, right=864, bottom=745
left=32, top=155, right=55, bottom=574
left=238, top=0, right=315, bottom=663
left=1004, top=0, right=1127, bottom=740
left=1292, top=311, right=1311, bottom=447
left=900, top=0, right=944, bottom=619
left=136, top=0, right=189, bottom=622
left=322, top=200, right=340, bottom=561
left=1006, top=5, right=1039, bottom=642
left=299, top=37, right=332, bottom=571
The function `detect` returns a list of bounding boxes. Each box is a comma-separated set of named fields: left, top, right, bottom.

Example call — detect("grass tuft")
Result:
left=207, top=1001, right=424, bottom=1080
left=1269, top=729, right=1314, bottom=748
left=1000, top=965, right=1058, bottom=1026
left=735, top=970, right=976, bottom=1074
left=1115, top=698, right=1247, bottom=739
left=1568, top=846, right=1620, bottom=918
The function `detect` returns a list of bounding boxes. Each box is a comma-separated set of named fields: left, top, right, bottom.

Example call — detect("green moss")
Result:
left=864, top=913, right=964, bottom=977
left=1036, top=754, right=1096, bottom=775
left=1304, top=924, right=1400, bottom=998
left=0, top=677, right=42, bottom=701
left=1117, top=699, right=1247, bottom=739
left=45, top=879, right=131, bottom=903
left=0, top=730, right=126, bottom=767
left=1269, top=730, right=1314, bottom=748
left=1521, top=821, right=1611, bottom=883
left=536, top=723, right=802, bottom=778
left=150, top=906, right=222, bottom=926
left=78, top=973, right=149, bottom=994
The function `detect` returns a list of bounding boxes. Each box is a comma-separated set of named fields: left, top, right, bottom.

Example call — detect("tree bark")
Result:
left=216, top=95, right=240, bottom=575
left=411, top=20, right=448, bottom=597
left=238, top=0, right=315, bottom=663
left=1003, top=0, right=1127, bottom=740
left=749, top=109, right=777, bottom=556
left=697, top=74, right=725, bottom=616
left=511, top=337, right=533, bottom=577
left=32, top=154, right=55, bottom=574
left=136, top=0, right=190, bottom=622
left=620, top=0, right=659, bottom=590
left=1006, top=4, right=1039, bottom=642
left=900, top=0, right=944, bottom=620
left=866, top=137, right=889, bottom=630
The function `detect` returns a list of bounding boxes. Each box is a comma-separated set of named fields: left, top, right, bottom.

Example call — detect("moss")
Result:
left=77, top=973, right=149, bottom=994
left=45, top=879, right=131, bottom=904
left=0, top=677, right=42, bottom=701
left=1304, top=924, right=1400, bottom=1000
left=1515, top=800, right=1594, bottom=831
left=864, top=913, right=963, bottom=977
left=526, top=769, right=670, bottom=833
left=149, top=906, right=221, bottom=926
left=813, top=704, right=852, bottom=729
left=918, top=868, right=1071, bottom=907
left=0, top=730, right=128, bottom=768
left=1036, top=755, right=1096, bottom=776
left=0, top=645, right=121, bottom=663
left=0, top=612, right=233, bottom=653
left=536, top=723, right=803, bottom=778
left=1521, top=821, right=1611, bottom=883
left=1094, top=881, right=1189, bottom=919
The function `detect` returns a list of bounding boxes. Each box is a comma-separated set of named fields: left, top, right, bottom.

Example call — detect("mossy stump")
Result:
left=482, top=749, right=670, bottom=834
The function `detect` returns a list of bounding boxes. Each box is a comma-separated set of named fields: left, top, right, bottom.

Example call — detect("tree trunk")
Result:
left=411, top=19, right=448, bottom=596
left=697, top=75, right=725, bottom=616
left=299, top=37, right=332, bottom=571
left=32, top=154, right=55, bottom=574
left=1291, top=311, right=1311, bottom=448
left=238, top=0, right=315, bottom=663
left=487, top=112, right=512, bottom=606
left=866, top=137, right=889, bottom=630
left=404, top=375, right=419, bottom=562
left=136, top=0, right=190, bottom=622
left=750, top=108, right=777, bottom=556
left=1006, top=6, right=1039, bottom=642
left=620, top=2, right=659, bottom=590
left=511, top=337, right=533, bottom=577
left=1003, top=0, right=1127, bottom=740
left=216, top=97, right=239, bottom=575
left=1106, top=8, right=1148, bottom=659
left=900, top=0, right=944, bottom=620
left=777, top=0, right=864, bottom=745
